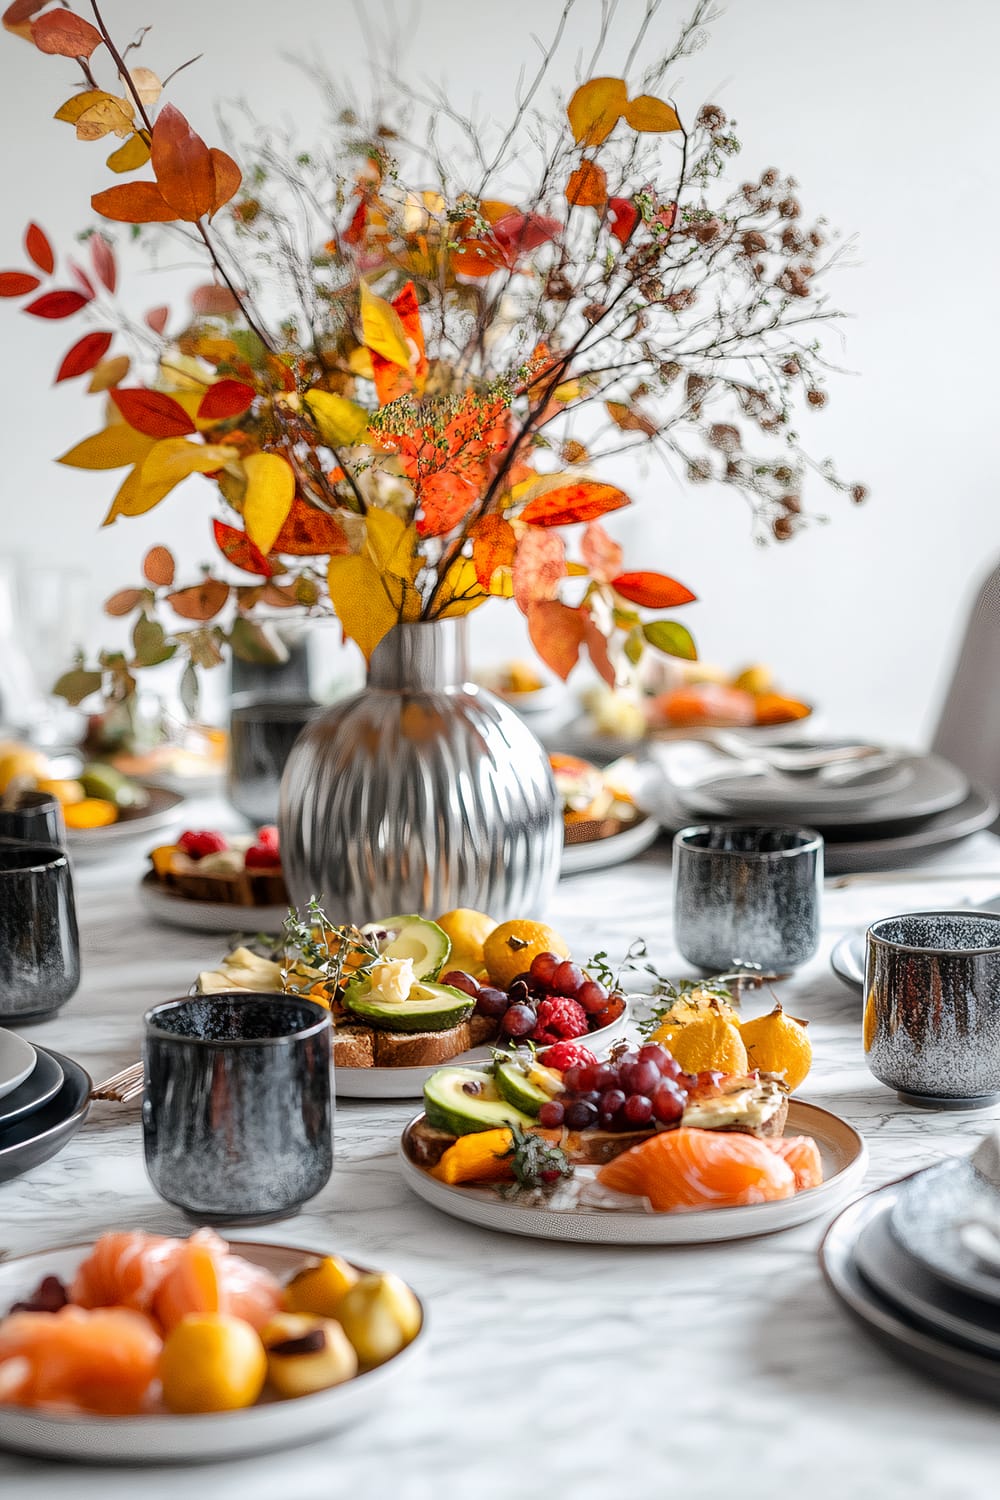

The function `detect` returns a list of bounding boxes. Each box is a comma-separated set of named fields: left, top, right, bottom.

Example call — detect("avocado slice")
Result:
left=494, top=1057, right=560, bottom=1118
left=366, top=915, right=451, bottom=980
left=344, top=977, right=473, bottom=1033
left=424, top=1067, right=536, bottom=1135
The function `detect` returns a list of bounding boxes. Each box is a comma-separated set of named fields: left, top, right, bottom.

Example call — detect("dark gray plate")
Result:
left=821, top=1184, right=1000, bottom=1402
left=821, top=782, right=998, bottom=874
left=0, top=1051, right=90, bottom=1184
left=890, top=1158, right=1000, bottom=1305
left=855, top=1191, right=1000, bottom=1356
left=0, top=1047, right=63, bottom=1131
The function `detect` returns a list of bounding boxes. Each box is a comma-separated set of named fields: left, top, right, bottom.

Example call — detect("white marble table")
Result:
left=5, top=820, right=1000, bottom=1499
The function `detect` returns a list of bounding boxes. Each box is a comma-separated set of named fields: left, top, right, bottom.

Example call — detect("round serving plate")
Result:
left=0, top=1030, right=35, bottom=1100
left=550, top=712, right=815, bottom=767
left=336, top=1000, right=632, bottom=1100
left=399, top=1098, right=867, bottom=1244
left=138, top=872, right=289, bottom=935
left=560, top=814, right=661, bottom=876
left=821, top=1183, right=1000, bottom=1403
left=0, top=1051, right=90, bottom=1185
left=830, top=930, right=866, bottom=993
left=889, top=1158, right=1000, bottom=1306
left=820, top=783, right=998, bottom=875
left=0, top=1241, right=426, bottom=1464
left=0, top=1046, right=64, bottom=1131
left=66, top=789, right=185, bottom=862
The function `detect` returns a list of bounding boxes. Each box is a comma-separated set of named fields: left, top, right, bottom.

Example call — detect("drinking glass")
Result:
left=143, top=992, right=333, bottom=1223
left=0, top=790, right=64, bottom=847
left=672, top=824, right=823, bottom=972
left=0, top=839, right=80, bottom=1022
left=227, top=698, right=320, bottom=825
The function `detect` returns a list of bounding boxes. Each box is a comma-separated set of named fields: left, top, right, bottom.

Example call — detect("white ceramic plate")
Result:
left=399, top=1098, right=867, bottom=1244
left=684, top=757, right=914, bottom=817
left=830, top=931, right=866, bottom=993
left=336, top=1001, right=632, bottom=1100
left=560, top=815, right=661, bottom=876
left=66, top=789, right=185, bottom=862
left=0, top=1031, right=36, bottom=1101
left=0, top=1241, right=426, bottom=1464
left=138, top=872, right=289, bottom=935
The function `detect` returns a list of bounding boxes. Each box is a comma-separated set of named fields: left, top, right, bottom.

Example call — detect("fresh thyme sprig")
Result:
left=587, top=937, right=785, bottom=1036
left=279, top=896, right=383, bottom=1006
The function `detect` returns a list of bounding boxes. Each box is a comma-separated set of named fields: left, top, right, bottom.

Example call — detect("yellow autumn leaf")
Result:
left=326, top=555, right=407, bottom=660
left=242, top=452, right=296, bottom=554
left=158, top=355, right=212, bottom=392
left=553, top=380, right=581, bottom=403
left=126, top=67, right=162, bottom=107
left=487, top=566, right=515, bottom=598
left=100, top=463, right=176, bottom=527
left=364, top=506, right=419, bottom=582
left=54, top=89, right=122, bottom=124
left=304, top=390, right=369, bottom=447
left=623, top=94, right=681, bottom=133
left=141, top=438, right=238, bottom=488
left=58, top=425, right=155, bottom=470
left=348, top=346, right=375, bottom=381
left=567, top=77, right=628, bottom=146
left=75, top=95, right=136, bottom=141
left=106, top=131, right=151, bottom=173
left=359, top=281, right=411, bottom=369
left=88, top=355, right=131, bottom=392
left=432, top=557, right=488, bottom=618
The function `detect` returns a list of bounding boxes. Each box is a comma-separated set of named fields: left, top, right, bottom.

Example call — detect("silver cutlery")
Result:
left=708, top=733, right=888, bottom=773
left=89, top=1061, right=143, bottom=1103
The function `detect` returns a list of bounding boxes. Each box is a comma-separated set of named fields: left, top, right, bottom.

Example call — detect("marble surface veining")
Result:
left=4, top=807, right=1000, bottom=1499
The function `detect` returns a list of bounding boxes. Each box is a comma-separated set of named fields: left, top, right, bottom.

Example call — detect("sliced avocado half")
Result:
left=344, top=977, right=473, bottom=1033
left=494, top=1057, right=560, bottom=1118
left=424, top=1066, right=536, bottom=1135
left=367, top=915, right=451, bottom=979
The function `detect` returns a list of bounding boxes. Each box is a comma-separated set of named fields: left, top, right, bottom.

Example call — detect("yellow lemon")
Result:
left=656, top=1014, right=749, bottom=1076
left=35, top=777, right=85, bottom=806
left=62, top=797, right=117, bottom=829
left=435, top=908, right=498, bottom=976
left=159, top=1313, right=267, bottom=1414
left=650, top=989, right=741, bottom=1037
left=0, top=747, right=47, bottom=794
left=739, top=1004, right=812, bottom=1091
left=732, top=663, right=774, bottom=695
left=483, top=919, right=569, bottom=990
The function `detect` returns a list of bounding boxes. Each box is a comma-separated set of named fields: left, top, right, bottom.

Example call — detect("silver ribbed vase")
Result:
left=278, top=620, right=561, bottom=922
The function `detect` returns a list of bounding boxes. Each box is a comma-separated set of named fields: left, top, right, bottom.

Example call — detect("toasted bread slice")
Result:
left=373, top=1022, right=472, bottom=1069
left=333, top=1026, right=375, bottom=1069
left=468, top=1013, right=500, bottom=1047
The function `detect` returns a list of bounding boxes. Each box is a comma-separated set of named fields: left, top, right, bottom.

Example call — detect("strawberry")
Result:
left=256, top=824, right=279, bottom=850
left=245, top=842, right=281, bottom=869
left=177, top=830, right=229, bottom=860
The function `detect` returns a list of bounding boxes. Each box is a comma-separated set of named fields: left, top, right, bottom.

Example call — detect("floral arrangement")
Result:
left=0, top=0, right=863, bottom=712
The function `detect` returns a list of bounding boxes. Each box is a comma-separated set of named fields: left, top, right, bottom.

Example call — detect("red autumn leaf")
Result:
left=610, top=571, right=696, bottom=608
left=145, top=305, right=169, bottom=334
left=581, top=520, right=623, bottom=581
left=30, top=8, right=102, bottom=56
left=3, top=0, right=48, bottom=29
left=24, top=222, right=54, bottom=274
left=213, top=520, right=274, bottom=577
left=143, top=546, right=175, bottom=586
left=23, top=289, right=90, bottom=319
left=90, top=234, right=116, bottom=293
left=198, top=380, right=255, bottom=420
left=416, top=471, right=478, bottom=538
left=165, top=577, right=232, bottom=621
left=582, top=612, right=616, bottom=686
left=512, top=528, right=566, bottom=613
left=55, top=330, right=113, bottom=383
left=111, top=388, right=196, bottom=438
left=0, top=271, right=40, bottom=297
left=69, top=261, right=96, bottom=299
left=608, top=197, right=639, bottom=246
left=471, top=514, right=517, bottom=589
left=104, top=587, right=147, bottom=617
left=150, top=103, right=215, bottom=223
left=372, top=279, right=426, bottom=405
left=92, top=181, right=176, bottom=224
left=190, top=283, right=240, bottom=316
left=527, top=600, right=585, bottom=680
left=209, top=148, right=242, bottom=215
left=566, top=161, right=608, bottom=208
left=492, top=212, right=561, bottom=257
left=520, top=480, right=630, bottom=527
left=272, top=498, right=349, bottom=556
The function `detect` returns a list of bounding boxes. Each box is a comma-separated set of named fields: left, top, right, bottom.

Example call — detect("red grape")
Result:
left=615, top=1049, right=640, bottom=1070
left=598, top=1088, right=626, bottom=1118
left=562, top=1065, right=585, bottom=1092
left=576, top=1064, right=602, bottom=1092
left=529, top=951, right=561, bottom=988
left=620, top=1060, right=660, bottom=1095
left=501, top=1003, right=537, bottom=1037
left=577, top=979, right=609, bottom=1014
left=564, top=1099, right=598, bottom=1130
left=538, top=1100, right=565, bottom=1128
left=651, top=1082, right=685, bottom=1123
left=638, top=1043, right=673, bottom=1072
left=442, top=970, right=479, bottom=997
left=590, top=1063, right=619, bottom=1092
left=623, top=1093, right=653, bottom=1125
left=510, top=972, right=535, bottom=991
left=475, top=986, right=510, bottom=1019
left=551, top=960, right=585, bottom=996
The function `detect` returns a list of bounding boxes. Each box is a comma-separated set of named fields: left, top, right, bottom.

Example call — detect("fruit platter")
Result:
left=196, top=908, right=631, bottom=1099
left=140, top=825, right=289, bottom=933
left=551, top=752, right=661, bottom=873
left=0, top=1227, right=425, bottom=1463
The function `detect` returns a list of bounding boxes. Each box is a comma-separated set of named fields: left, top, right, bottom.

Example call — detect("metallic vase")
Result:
left=278, top=620, right=561, bottom=922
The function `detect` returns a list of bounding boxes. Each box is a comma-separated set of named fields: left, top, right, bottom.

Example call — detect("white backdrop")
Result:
left=1, top=0, right=997, bottom=742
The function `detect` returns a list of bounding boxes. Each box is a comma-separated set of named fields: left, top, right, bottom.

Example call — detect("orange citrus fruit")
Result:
left=63, top=797, right=117, bottom=830
left=739, top=1004, right=812, bottom=1090
left=655, top=1014, right=748, bottom=1076
left=159, top=1313, right=266, bottom=1413
left=483, top=919, right=569, bottom=989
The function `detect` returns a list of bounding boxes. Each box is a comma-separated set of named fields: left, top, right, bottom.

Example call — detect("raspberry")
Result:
left=530, top=997, right=589, bottom=1045
left=540, top=1041, right=597, bottom=1072
left=178, top=830, right=229, bottom=860
left=245, top=842, right=281, bottom=869
left=256, top=824, right=279, bottom=850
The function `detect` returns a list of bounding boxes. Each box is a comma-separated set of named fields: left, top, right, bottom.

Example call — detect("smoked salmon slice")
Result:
left=0, top=1306, right=161, bottom=1414
left=764, top=1135, right=824, bottom=1191
left=598, top=1127, right=797, bottom=1211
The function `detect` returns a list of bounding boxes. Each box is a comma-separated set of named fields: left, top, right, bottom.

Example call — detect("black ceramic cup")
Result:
left=143, top=993, right=333, bottom=1223
left=0, top=839, right=80, bottom=1022
left=672, top=824, right=823, bottom=972
left=0, top=790, right=64, bottom=847
left=865, top=911, right=1000, bottom=1108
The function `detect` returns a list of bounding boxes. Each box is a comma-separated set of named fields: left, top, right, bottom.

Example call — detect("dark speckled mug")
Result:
left=0, top=839, right=80, bottom=1022
left=143, top=993, right=333, bottom=1224
left=865, top=911, right=1000, bottom=1108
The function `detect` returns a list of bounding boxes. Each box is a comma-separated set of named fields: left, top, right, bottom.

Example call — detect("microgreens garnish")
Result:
left=501, top=1123, right=573, bottom=1193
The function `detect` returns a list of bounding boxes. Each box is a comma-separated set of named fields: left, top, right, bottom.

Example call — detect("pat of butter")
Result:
left=368, top=957, right=416, bottom=1004
left=682, top=1082, right=782, bottom=1132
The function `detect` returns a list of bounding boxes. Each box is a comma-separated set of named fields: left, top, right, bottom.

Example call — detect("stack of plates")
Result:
left=822, top=1160, right=1000, bottom=1400
left=634, top=743, right=997, bottom=875
left=0, top=1029, right=90, bottom=1184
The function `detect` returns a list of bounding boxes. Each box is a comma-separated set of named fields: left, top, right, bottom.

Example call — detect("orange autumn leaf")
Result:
left=111, top=388, right=196, bottom=439
left=55, top=330, right=113, bottom=383
left=606, top=399, right=658, bottom=436
left=582, top=612, right=616, bottom=685
left=150, top=104, right=216, bottom=223
left=30, top=8, right=102, bottom=57
left=143, top=545, right=175, bottom=587
left=165, top=578, right=231, bottom=622
left=372, top=280, right=426, bottom=405
left=0, top=271, right=40, bottom=297
left=209, top=148, right=242, bottom=215
left=24, top=222, right=53, bottom=274
left=581, top=520, right=623, bottom=581
left=566, top=160, right=607, bottom=208
left=526, top=599, right=586, bottom=679
left=623, top=95, right=681, bottom=133
left=418, top=471, right=478, bottom=538
left=213, top=520, right=273, bottom=577
left=3, top=0, right=47, bottom=38
left=191, top=284, right=240, bottom=315
left=471, top=514, right=517, bottom=589
left=197, top=380, right=255, bottom=420
left=88, top=354, right=130, bottom=391
left=520, top=479, right=629, bottom=527
left=272, top=498, right=349, bottom=557
left=512, top=528, right=565, bottom=613
left=611, top=571, right=696, bottom=608
left=566, top=77, right=627, bottom=147
left=92, top=181, right=175, bottom=224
